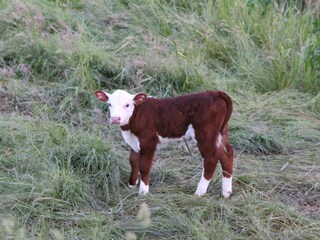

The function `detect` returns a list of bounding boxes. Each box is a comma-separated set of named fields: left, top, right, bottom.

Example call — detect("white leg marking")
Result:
left=216, top=133, right=222, bottom=148
left=222, top=177, right=233, bottom=198
left=195, top=172, right=210, bottom=196
left=139, top=181, right=149, bottom=195
left=129, top=179, right=139, bottom=188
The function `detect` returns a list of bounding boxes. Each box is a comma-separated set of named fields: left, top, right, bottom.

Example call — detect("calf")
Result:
left=95, top=89, right=234, bottom=198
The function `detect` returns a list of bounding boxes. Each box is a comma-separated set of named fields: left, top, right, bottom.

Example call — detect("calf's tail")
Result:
left=218, top=91, right=233, bottom=133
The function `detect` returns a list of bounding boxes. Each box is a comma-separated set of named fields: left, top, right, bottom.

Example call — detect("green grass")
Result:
left=1, top=0, right=320, bottom=239
left=1, top=80, right=319, bottom=239
left=1, top=0, right=319, bottom=95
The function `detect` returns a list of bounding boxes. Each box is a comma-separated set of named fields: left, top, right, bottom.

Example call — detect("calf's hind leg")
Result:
left=218, top=142, right=234, bottom=198
left=195, top=132, right=219, bottom=196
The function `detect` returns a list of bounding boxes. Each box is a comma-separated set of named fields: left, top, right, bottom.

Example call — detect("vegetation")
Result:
left=0, top=0, right=319, bottom=239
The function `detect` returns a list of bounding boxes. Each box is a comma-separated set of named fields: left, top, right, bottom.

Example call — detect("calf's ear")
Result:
left=95, top=90, right=109, bottom=102
left=134, top=93, right=147, bottom=105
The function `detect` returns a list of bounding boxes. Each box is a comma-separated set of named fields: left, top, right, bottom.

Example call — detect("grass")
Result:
left=1, top=80, right=319, bottom=239
left=1, top=0, right=320, bottom=239
left=1, top=0, right=319, bottom=94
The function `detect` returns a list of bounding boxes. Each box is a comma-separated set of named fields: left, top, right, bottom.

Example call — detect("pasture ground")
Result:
left=1, top=0, right=320, bottom=239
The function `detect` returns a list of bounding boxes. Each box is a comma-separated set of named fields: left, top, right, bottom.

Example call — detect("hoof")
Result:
left=222, top=177, right=232, bottom=198
left=194, top=190, right=206, bottom=196
left=222, top=190, right=232, bottom=198
left=139, top=181, right=149, bottom=195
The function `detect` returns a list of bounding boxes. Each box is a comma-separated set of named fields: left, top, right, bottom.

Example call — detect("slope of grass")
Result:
left=1, top=0, right=320, bottom=239
left=1, top=0, right=319, bottom=96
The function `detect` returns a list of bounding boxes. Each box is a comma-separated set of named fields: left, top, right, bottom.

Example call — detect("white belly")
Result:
left=158, top=124, right=195, bottom=146
left=121, top=125, right=195, bottom=152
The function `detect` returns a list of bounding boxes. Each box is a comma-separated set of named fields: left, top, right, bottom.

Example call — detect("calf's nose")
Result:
left=111, top=116, right=121, bottom=124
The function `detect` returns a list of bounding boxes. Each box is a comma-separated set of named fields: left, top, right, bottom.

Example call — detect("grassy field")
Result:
left=1, top=0, right=320, bottom=239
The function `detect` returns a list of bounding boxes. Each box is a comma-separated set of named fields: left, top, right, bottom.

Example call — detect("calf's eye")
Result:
left=125, top=104, right=129, bottom=108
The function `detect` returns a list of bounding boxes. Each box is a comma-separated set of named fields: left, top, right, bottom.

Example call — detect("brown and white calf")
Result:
left=95, top=89, right=234, bottom=198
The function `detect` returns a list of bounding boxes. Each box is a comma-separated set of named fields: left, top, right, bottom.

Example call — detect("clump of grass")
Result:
left=0, top=114, right=124, bottom=209
left=136, top=202, right=151, bottom=227
left=0, top=0, right=120, bottom=89
left=230, top=90, right=320, bottom=154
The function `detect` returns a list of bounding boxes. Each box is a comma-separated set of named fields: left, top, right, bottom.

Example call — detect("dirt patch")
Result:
left=0, top=84, right=40, bottom=116
left=0, top=86, right=15, bottom=113
left=279, top=185, right=320, bottom=219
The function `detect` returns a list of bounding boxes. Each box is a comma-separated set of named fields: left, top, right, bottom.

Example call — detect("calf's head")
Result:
left=95, top=89, right=147, bottom=126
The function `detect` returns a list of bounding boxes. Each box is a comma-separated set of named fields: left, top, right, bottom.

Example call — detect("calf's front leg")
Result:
left=138, top=141, right=156, bottom=195
left=129, top=149, right=140, bottom=187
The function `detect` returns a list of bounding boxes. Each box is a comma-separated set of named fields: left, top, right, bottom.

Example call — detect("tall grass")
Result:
left=1, top=0, right=319, bottom=96
left=0, top=114, right=124, bottom=207
left=230, top=90, right=320, bottom=154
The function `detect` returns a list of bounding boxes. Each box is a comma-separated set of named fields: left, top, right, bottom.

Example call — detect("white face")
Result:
left=95, top=89, right=147, bottom=126
left=106, top=90, right=136, bottom=125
